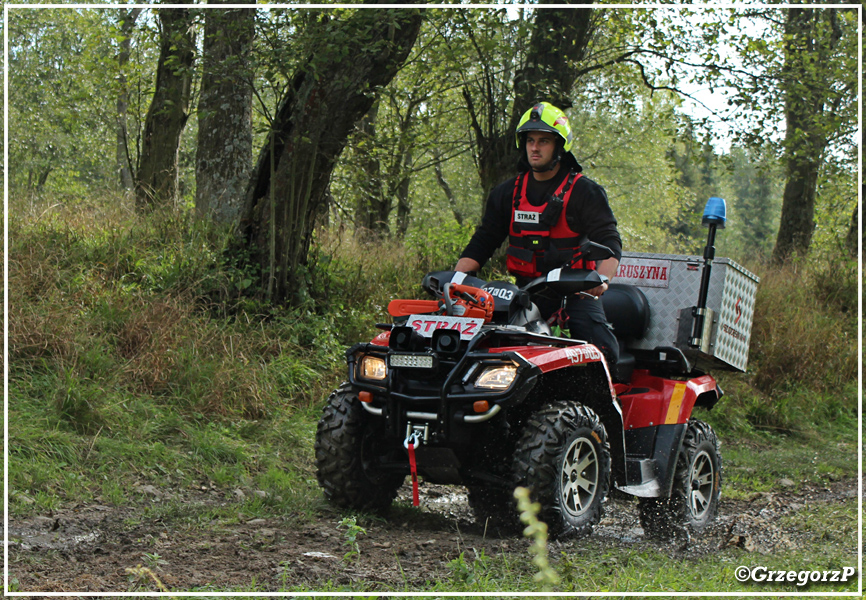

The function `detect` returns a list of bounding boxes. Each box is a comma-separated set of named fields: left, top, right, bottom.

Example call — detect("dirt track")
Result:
left=8, top=477, right=858, bottom=592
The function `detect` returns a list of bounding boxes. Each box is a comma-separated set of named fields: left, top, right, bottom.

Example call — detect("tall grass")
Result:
left=10, top=195, right=347, bottom=423
left=309, top=220, right=475, bottom=339
left=749, top=258, right=858, bottom=395
left=708, top=254, right=858, bottom=437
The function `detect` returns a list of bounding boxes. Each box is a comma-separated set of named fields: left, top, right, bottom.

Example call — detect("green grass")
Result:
left=698, top=383, right=858, bottom=499
left=9, top=374, right=323, bottom=516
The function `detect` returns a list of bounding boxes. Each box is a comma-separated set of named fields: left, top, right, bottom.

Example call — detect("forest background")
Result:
left=5, top=2, right=862, bottom=593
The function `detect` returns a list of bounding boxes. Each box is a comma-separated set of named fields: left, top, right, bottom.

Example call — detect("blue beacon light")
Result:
left=702, top=196, right=727, bottom=228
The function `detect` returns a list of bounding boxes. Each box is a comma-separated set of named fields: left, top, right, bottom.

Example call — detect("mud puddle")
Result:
left=7, top=477, right=859, bottom=592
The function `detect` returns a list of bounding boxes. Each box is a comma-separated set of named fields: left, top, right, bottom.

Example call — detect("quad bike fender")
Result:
left=619, top=370, right=720, bottom=429
left=370, top=331, right=390, bottom=346
left=500, top=342, right=609, bottom=373
left=493, top=344, right=628, bottom=487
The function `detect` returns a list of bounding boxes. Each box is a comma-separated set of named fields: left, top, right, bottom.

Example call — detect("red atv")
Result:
left=316, top=199, right=747, bottom=539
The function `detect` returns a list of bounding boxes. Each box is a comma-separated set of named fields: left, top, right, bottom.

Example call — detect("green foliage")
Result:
left=404, top=220, right=476, bottom=272
left=308, top=231, right=421, bottom=341
left=54, top=367, right=106, bottom=435
left=446, top=550, right=491, bottom=587
left=9, top=7, right=856, bottom=274
left=572, top=85, right=688, bottom=253
left=811, top=154, right=859, bottom=258
left=337, top=516, right=367, bottom=564
left=7, top=8, right=163, bottom=198
left=9, top=9, right=115, bottom=195
left=716, top=145, right=783, bottom=259
left=513, top=486, right=559, bottom=588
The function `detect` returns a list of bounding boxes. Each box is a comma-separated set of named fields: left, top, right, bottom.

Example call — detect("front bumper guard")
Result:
left=360, top=401, right=503, bottom=423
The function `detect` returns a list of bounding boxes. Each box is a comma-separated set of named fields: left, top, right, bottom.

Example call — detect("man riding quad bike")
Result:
left=455, top=101, right=623, bottom=371
left=314, top=220, right=743, bottom=539
left=314, top=105, right=751, bottom=540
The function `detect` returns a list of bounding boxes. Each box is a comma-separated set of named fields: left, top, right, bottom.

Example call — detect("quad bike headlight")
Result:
left=475, top=364, right=517, bottom=390
left=359, top=355, right=387, bottom=381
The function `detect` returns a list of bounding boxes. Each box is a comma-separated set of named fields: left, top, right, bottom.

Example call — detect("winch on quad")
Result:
left=315, top=197, right=758, bottom=540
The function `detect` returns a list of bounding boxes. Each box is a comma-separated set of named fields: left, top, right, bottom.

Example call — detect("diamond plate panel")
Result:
left=712, top=264, right=759, bottom=371
left=610, top=252, right=760, bottom=371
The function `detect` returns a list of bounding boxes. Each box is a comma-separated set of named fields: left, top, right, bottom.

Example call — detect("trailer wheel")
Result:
left=639, top=419, right=721, bottom=539
left=315, top=384, right=404, bottom=511
left=513, top=401, right=611, bottom=539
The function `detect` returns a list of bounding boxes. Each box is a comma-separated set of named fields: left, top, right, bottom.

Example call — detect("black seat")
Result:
left=601, top=284, right=651, bottom=382
left=602, top=283, right=650, bottom=340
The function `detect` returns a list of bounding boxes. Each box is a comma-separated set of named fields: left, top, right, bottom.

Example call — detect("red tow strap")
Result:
left=407, top=441, right=420, bottom=507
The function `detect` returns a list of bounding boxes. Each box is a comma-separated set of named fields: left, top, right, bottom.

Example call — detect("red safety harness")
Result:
left=506, top=171, right=596, bottom=278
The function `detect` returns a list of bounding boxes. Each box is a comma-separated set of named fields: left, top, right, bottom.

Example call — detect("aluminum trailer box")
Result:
left=610, top=251, right=760, bottom=372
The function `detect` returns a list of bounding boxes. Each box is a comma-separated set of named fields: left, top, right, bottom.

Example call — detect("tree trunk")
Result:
left=354, top=94, right=423, bottom=238
left=115, top=8, right=142, bottom=192
left=773, top=153, right=819, bottom=263
left=433, top=152, right=463, bottom=227
left=135, top=5, right=196, bottom=211
left=195, top=1, right=255, bottom=224
left=467, top=3, right=597, bottom=201
left=386, top=104, right=418, bottom=238
left=240, top=6, right=423, bottom=306
left=772, top=8, right=841, bottom=264
left=844, top=202, right=859, bottom=259
left=394, top=148, right=413, bottom=237
left=510, top=5, right=596, bottom=126
left=353, top=101, right=389, bottom=237
left=847, top=6, right=864, bottom=261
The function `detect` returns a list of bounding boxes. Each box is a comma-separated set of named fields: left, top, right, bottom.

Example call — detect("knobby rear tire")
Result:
left=638, top=418, right=721, bottom=539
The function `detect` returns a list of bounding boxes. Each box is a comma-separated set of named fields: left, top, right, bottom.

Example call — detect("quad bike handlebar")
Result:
left=389, top=240, right=615, bottom=321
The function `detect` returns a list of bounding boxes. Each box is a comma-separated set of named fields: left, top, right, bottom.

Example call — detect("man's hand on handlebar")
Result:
left=581, top=257, right=618, bottom=299
left=455, top=257, right=481, bottom=274
left=581, top=281, right=608, bottom=300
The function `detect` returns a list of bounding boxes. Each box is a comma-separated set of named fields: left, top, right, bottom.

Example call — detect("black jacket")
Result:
left=460, top=152, right=622, bottom=269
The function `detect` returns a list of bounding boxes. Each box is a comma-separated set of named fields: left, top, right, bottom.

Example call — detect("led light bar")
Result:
left=389, top=354, right=435, bottom=369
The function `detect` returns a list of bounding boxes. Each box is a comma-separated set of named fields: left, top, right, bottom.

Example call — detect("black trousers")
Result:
left=533, top=294, right=620, bottom=376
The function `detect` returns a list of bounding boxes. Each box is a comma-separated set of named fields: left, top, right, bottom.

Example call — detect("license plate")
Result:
left=406, top=315, right=483, bottom=340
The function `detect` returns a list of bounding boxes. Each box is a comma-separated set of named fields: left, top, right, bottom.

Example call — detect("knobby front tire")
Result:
left=314, top=383, right=404, bottom=512
left=513, top=400, right=611, bottom=539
